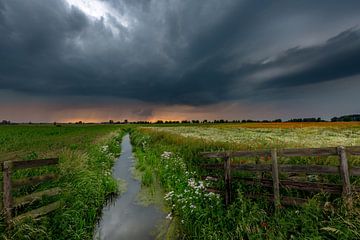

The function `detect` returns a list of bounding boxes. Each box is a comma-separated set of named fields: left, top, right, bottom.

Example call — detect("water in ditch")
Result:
left=94, top=134, right=165, bottom=240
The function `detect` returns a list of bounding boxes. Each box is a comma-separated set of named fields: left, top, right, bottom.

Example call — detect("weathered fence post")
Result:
left=337, top=146, right=352, bottom=208
left=3, top=161, right=13, bottom=226
left=271, top=149, right=281, bottom=208
left=224, top=156, right=231, bottom=206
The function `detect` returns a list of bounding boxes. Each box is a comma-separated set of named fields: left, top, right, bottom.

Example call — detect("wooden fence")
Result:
left=201, top=146, right=360, bottom=208
left=1, top=158, right=61, bottom=226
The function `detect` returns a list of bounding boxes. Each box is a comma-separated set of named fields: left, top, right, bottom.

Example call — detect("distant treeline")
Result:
left=331, top=114, right=360, bottom=122
left=287, top=118, right=324, bottom=122
left=1, top=120, right=11, bottom=125
left=1, top=114, right=359, bottom=125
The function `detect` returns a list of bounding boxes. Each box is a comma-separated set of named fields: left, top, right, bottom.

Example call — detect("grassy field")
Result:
left=0, top=124, right=124, bottom=239
left=0, top=124, right=123, bottom=162
left=149, top=122, right=360, bottom=149
left=131, top=122, right=360, bottom=239
left=2, top=122, right=360, bottom=239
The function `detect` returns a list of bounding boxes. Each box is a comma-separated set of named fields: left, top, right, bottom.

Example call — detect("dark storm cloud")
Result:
left=1, top=0, right=360, bottom=106
left=256, top=29, right=360, bottom=89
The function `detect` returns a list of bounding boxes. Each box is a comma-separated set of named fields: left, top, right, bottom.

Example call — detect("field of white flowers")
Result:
left=149, top=125, right=360, bottom=149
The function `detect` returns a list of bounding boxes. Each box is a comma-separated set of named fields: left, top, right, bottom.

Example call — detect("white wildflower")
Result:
left=164, top=191, right=174, bottom=201
left=101, top=145, right=109, bottom=153
left=166, top=212, right=173, bottom=220
left=161, top=151, right=173, bottom=159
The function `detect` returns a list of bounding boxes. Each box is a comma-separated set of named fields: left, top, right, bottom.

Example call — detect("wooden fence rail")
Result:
left=200, top=145, right=360, bottom=208
left=201, top=146, right=360, bottom=158
left=1, top=158, right=61, bottom=227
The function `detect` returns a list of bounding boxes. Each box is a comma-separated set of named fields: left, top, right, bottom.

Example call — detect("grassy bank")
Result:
left=0, top=124, right=124, bottom=239
left=131, top=127, right=360, bottom=239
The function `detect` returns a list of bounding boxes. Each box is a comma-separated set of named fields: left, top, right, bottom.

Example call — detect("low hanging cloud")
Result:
left=0, top=0, right=360, bottom=120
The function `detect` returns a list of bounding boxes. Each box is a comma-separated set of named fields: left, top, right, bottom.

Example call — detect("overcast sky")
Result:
left=1, top=0, right=360, bottom=122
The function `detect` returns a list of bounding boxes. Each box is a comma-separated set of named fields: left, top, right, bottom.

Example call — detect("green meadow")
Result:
left=1, top=123, right=360, bottom=239
left=0, top=124, right=124, bottom=239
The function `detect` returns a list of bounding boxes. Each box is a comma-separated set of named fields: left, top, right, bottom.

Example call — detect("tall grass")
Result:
left=0, top=125, right=124, bottom=239
left=131, top=127, right=360, bottom=239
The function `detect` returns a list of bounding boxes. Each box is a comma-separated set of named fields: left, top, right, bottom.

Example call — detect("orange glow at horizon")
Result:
left=63, top=114, right=196, bottom=123
left=2, top=95, right=341, bottom=123
left=60, top=117, right=106, bottom=123
left=56, top=105, right=218, bottom=123
left=146, top=116, right=185, bottom=123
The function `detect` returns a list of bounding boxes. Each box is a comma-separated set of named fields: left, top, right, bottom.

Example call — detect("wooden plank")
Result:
left=201, top=146, right=360, bottom=159
left=201, top=152, right=228, bottom=158
left=271, top=149, right=280, bottom=207
left=201, top=163, right=223, bottom=170
left=230, top=150, right=271, bottom=158
left=201, top=150, right=271, bottom=158
left=201, top=147, right=339, bottom=158
left=224, top=157, right=231, bottom=206
left=3, top=161, right=13, bottom=226
left=232, top=163, right=340, bottom=174
left=12, top=174, right=58, bottom=188
left=347, top=146, right=360, bottom=156
left=279, top=147, right=337, bottom=157
left=279, top=164, right=339, bottom=174
left=232, top=164, right=272, bottom=172
left=12, top=158, right=59, bottom=170
left=12, top=201, right=61, bottom=223
left=338, top=146, right=352, bottom=207
left=13, top=187, right=61, bottom=208
left=240, top=177, right=344, bottom=194
left=206, top=162, right=360, bottom=176
left=202, top=164, right=360, bottom=176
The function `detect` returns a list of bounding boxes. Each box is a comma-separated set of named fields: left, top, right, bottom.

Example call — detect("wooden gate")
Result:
left=2, top=158, right=61, bottom=226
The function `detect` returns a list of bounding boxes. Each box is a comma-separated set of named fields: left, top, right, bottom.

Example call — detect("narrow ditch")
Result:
left=94, top=134, right=165, bottom=239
